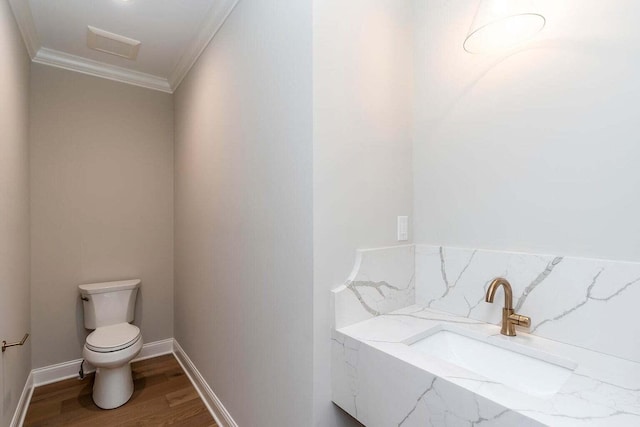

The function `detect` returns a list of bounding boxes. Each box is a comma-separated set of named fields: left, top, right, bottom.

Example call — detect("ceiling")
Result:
left=8, top=0, right=239, bottom=93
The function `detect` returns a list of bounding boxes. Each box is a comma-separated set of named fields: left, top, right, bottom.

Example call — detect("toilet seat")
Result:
left=86, top=323, right=141, bottom=353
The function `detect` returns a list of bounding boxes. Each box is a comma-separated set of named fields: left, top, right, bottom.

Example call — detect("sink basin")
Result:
left=408, top=326, right=576, bottom=398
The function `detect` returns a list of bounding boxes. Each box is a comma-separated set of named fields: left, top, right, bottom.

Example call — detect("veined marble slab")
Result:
left=415, top=245, right=640, bottom=363
left=333, top=245, right=414, bottom=329
left=333, top=305, right=640, bottom=427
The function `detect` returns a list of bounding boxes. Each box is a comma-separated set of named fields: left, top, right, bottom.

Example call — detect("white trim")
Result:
left=8, top=0, right=238, bottom=93
left=132, top=338, right=174, bottom=362
left=9, top=372, right=33, bottom=427
left=31, top=338, right=174, bottom=387
left=173, top=340, right=238, bottom=427
left=167, top=0, right=240, bottom=91
left=31, top=357, right=88, bottom=387
left=33, top=48, right=172, bottom=93
left=6, top=0, right=40, bottom=58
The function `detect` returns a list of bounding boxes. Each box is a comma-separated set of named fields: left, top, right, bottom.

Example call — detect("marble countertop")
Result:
left=335, top=304, right=640, bottom=426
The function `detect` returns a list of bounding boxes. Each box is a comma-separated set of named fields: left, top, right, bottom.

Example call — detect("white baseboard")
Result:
left=31, top=357, right=87, bottom=387
left=9, top=372, right=33, bottom=427
left=30, top=338, right=174, bottom=387
left=133, top=338, right=174, bottom=362
left=173, top=340, right=238, bottom=427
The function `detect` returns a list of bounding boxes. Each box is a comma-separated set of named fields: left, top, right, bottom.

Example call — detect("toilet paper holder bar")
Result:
left=2, top=333, right=29, bottom=352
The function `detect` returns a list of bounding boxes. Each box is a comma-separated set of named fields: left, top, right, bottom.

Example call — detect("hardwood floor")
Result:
left=23, top=354, right=216, bottom=426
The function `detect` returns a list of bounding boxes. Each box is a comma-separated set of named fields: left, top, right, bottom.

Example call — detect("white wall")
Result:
left=414, top=0, right=640, bottom=262
left=30, top=64, right=174, bottom=368
left=313, top=1, right=414, bottom=425
left=173, top=1, right=314, bottom=426
left=0, top=1, right=31, bottom=424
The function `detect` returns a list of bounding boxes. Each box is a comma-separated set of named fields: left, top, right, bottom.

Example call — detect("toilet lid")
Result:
left=86, top=323, right=141, bottom=353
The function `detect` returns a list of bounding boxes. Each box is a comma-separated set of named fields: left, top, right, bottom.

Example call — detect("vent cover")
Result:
left=87, top=26, right=141, bottom=60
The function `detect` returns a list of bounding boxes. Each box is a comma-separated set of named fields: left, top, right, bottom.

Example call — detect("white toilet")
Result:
left=79, top=279, right=143, bottom=409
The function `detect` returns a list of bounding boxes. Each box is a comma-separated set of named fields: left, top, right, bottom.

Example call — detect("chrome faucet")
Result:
left=485, top=278, right=531, bottom=336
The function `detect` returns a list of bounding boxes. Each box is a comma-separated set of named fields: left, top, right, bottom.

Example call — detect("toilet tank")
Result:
left=79, top=279, right=141, bottom=329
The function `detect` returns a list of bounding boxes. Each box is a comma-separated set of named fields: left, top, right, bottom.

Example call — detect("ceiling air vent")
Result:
left=87, top=26, right=141, bottom=60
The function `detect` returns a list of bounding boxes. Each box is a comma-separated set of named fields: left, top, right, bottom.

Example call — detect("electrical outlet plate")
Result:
left=397, top=216, right=408, bottom=241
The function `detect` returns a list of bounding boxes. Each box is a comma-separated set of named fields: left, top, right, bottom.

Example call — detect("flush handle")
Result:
left=80, top=296, right=89, bottom=301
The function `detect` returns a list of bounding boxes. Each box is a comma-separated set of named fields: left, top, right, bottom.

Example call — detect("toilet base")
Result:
left=92, top=363, right=134, bottom=409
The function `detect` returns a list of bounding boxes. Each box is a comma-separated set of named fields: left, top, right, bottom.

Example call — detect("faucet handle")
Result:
left=508, top=313, right=531, bottom=328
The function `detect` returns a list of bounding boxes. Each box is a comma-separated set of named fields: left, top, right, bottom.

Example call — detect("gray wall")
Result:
left=0, top=1, right=31, bottom=424
left=30, top=64, right=174, bottom=368
left=413, top=0, right=640, bottom=262
left=173, top=1, right=314, bottom=426
left=313, top=1, right=414, bottom=425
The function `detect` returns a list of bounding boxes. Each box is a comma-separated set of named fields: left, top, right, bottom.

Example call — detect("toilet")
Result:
left=79, top=279, right=143, bottom=409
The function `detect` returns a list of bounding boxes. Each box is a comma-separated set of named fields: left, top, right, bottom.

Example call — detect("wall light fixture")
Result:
left=464, top=0, right=545, bottom=54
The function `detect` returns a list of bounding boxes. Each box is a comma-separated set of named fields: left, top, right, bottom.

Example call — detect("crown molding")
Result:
left=168, top=0, right=240, bottom=91
left=7, top=0, right=40, bottom=58
left=33, top=48, right=172, bottom=93
left=8, top=0, right=239, bottom=93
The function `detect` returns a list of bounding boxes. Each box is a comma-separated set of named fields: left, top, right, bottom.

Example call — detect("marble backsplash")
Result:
left=333, top=243, right=640, bottom=363
left=332, top=245, right=415, bottom=329
left=416, top=244, right=640, bottom=363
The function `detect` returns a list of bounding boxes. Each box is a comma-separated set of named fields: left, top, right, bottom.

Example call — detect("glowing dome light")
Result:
left=464, top=0, right=546, bottom=54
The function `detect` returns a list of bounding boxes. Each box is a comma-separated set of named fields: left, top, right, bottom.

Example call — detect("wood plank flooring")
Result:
left=23, top=354, right=216, bottom=426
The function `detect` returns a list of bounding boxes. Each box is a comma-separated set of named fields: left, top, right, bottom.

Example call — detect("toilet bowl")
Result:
left=79, top=279, right=142, bottom=409
left=83, top=323, right=143, bottom=409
